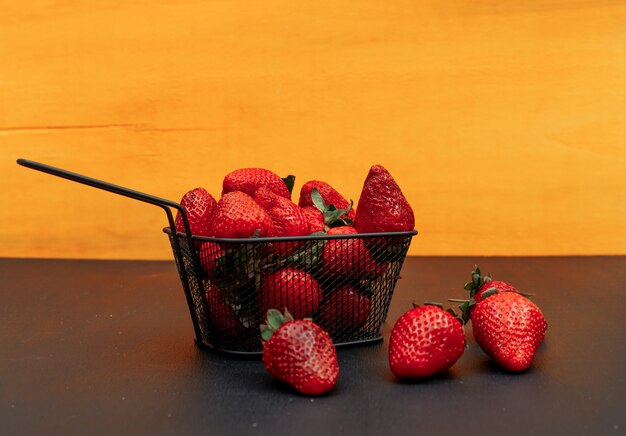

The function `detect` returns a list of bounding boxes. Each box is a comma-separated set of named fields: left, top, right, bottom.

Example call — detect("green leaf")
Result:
left=281, top=175, right=296, bottom=195
left=266, top=309, right=285, bottom=330
left=459, top=301, right=470, bottom=313
left=311, top=187, right=327, bottom=213
left=472, top=273, right=481, bottom=286
left=260, top=324, right=274, bottom=341
left=424, top=301, right=443, bottom=309
left=481, top=287, right=499, bottom=299
left=283, top=308, right=295, bottom=322
left=464, top=282, right=474, bottom=291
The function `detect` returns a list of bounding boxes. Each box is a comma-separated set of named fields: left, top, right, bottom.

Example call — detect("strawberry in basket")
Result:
left=259, top=267, right=322, bottom=319
left=354, top=165, right=414, bottom=261
left=300, top=206, right=325, bottom=233
left=316, top=284, right=371, bottom=334
left=223, top=168, right=292, bottom=199
left=211, top=191, right=273, bottom=238
left=175, top=187, right=217, bottom=239
left=299, top=180, right=356, bottom=220
left=317, top=226, right=387, bottom=283
left=354, top=165, right=414, bottom=233
left=254, top=187, right=310, bottom=257
left=205, top=284, right=249, bottom=337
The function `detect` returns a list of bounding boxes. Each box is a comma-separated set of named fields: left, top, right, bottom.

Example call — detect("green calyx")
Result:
left=260, top=308, right=295, bottom=341
left=282, top=175, right=296, bottom=195
left=447, top=298, right=474, bottom=325
left=463, top=265, right=492, bottom=298
left=310, top=187, right=354, bottom=229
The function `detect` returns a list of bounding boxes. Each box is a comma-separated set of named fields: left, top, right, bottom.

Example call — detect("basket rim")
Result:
left=162, top=228, right=418, bottom=243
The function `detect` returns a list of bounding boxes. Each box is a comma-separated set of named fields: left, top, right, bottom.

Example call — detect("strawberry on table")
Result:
left=175, top=187, right=217, bottom=237
left=223, top=168, right=291, bottom=199
left=299, top=180, right=355, bottom=220
left=471, top=291, right=547, bottom=372
left=210, top=191, right=272, bottom=238
left=464, top=265, right=519, bottom=308
left=354, top=165, right=414, bottom=233
left=388, top=303, right=465, bottom=378
left=259, top=267, right=322, bottom=319
left=450, top=265, right=528, bottom=322
left=261, top=309, right=339, bottom=395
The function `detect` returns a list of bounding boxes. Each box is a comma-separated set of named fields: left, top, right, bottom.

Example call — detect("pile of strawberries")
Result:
left=175, top=164, right=415, bottom=345
left=175, top=166, right=547, bottom=397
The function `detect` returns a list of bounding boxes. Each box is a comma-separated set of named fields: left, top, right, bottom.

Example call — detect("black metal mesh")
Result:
left=166, top=231, right=415, bottom=354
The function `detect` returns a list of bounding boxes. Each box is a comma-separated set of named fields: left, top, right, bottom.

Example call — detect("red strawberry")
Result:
left=261, top=309, right=339, bottom=395
left=259, top=267, right=322, bottom=319
left=301, top=206, right=325, bottom=233
left=299, top=180, right=355, bottom=220
left=450, top=265, right=527, bottom=322
left=354, top=165, right=414, bottom=233
left=199, top=241, right=226, bottom=279
left=471, top=291, right=547, bottom=372
left=211, top=191, right=272, bottom=238
left=464, top=265, right=519, bottom=307
left=316, top=285, right=370, bottom=333
left=255, top=187, right=310, bottom=237
left=205, top=285, right=246, bottom=337
left=388, top=304, right=465, bottom=378
left=255, top=187, right=310, bottom=257
left=318, top=227, right=387, bottom=282
left=223, top=168, right=291, bottom=199
left=175, top=187, right=217, bottom=237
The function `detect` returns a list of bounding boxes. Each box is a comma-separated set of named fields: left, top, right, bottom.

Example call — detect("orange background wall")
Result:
left=2, top=0, right=625, bottom=259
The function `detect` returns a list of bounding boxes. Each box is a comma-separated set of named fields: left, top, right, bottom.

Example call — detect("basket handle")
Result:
left=17, top=158, right=208, bottom=344
left=16, top=158, right=197, bottom=239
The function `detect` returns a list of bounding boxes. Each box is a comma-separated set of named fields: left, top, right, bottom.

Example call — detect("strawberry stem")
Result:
left=281, top=175, right=296, bottom=195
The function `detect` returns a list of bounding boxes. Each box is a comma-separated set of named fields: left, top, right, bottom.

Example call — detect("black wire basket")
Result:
left=18, top=159, right=417, bottom=355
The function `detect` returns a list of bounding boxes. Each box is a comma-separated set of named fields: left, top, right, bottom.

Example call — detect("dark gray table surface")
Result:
left=1, top=256, right=625, bottom=435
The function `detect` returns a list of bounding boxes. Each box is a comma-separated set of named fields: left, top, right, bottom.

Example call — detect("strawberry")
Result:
left=259, top=267, right=322, bottom=319
left=388, top=304, right=465, bottom=378
left=199, top=241, right=226, bottom=279
left=315, top=285, right=370, bottom=334
left=301, top=206, right=325, bottom=233
left=205, top=284, right=246, bottom=337
left=175, top=187, right=217, bottom=237
left=450, top=265, right=529, bottom=322
left=318, top=226, right=387, bottom=282
left=210, top=191, right=272, bottom=238
left=261, top=309, right=339, bottom=395
left=464, top=265, right=519, bottom=307
left=223, top=168, right=291, bottom=199
left=255, top=187, right=310, bottom=257
left=471, top=291, right=547, bottom=372
left=299, top=180, right=355, bottom=220
left=254, top=187, right=310, bottom=237
left=354, top=165, right=414, bottom=233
